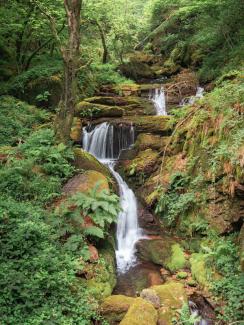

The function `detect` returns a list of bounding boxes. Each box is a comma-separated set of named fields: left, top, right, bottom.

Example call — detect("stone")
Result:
left=62, top=170, right=110, bottom=196
left=135, top=133, right=169, bottom=151
left=101, top=295, right=136, bottom=324
left=120, top=297, right=158, bottom=325
left=76, top=101, right=124, bottom=118
left=125, top=149, right=159, bottom=177
left=136, top=238, right=187, bottom=272
left=152, top=281, right=187, bottom=324
left=176, top=271, right=188, bottom=279
left=73, top=148, right=111, bottom=178
left=140, top=288, right=161, bottom=308
left=23, top=74, right=62, bottom=110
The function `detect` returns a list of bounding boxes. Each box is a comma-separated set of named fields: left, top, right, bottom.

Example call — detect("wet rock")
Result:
left=135, top=133, right=169, bottom=151
left=126, top=149, right=159, bottom=177
left=76, top=101, right=124, bottom=118
left=136, top=238, right=187, bottom=272
left=140, top=288, right=161, bottom=308
left=62, top=170, right=110, bottom=196
left=100, top=295, right=135, bottom=324
left=73, top=148, right=111, bottom=178
left=152, top=281, right=187, bottom=325
left=83, top=96, right=155, bottom=116
left=120, top=297, right=158, bottom=325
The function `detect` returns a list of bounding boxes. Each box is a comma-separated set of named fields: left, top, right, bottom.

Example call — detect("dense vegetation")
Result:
left=0, top=0, right=243, bottom=324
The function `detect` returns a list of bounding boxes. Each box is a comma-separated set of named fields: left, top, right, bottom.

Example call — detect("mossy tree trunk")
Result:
left=55, top=0, right=82, bottom=144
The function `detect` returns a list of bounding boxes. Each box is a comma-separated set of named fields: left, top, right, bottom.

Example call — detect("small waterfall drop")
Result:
left=180, top=86, right=204, bottom=106
left=83, top=122, right=142, bottom=273
left=149, top=87, right=167, bottom=116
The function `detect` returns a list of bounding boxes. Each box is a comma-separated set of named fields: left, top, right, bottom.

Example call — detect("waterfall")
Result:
left=180, top=86, right=204, bottom=106
left=149, top=87, right=167, bottom=116
left=83, top=122, right=142, bottom=273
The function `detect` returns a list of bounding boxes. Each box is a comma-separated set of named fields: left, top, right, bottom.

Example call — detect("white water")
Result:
left=149, top=87, right=167, bottom=116
left=83, top=122, right=142, bottom=273
left=180, top=86, right=204, bottom=106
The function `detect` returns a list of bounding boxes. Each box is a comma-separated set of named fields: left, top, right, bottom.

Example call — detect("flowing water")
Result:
left=149, top=87, right=167, bottom=116
left=180, top=86, right=204, bottom=106
left=83, top=122, right=142, bottom=273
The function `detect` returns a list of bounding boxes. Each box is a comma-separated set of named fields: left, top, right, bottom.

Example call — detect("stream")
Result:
left=82, top=85, right=211, bottom=324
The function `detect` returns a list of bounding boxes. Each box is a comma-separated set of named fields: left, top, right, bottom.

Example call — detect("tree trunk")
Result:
left=95, top=20, right=109, bottom=64
left=55, top=0, right=82, bottom=143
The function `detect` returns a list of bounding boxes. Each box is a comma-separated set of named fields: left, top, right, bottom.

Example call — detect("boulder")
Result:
left=135, top=133, right=169, bottom=151
left=101, top=295, right=136, bottom=324
left=76, top=101, right=124, bottom=118
left=152, top=281, right=187, bottom=325
left=119, top=62, right=156, bottom=82
left=62, top=170, right=110, bottom=196
left=83, top=96, right=155, bottom=116
left=120, top=297, right=158, bottom=325
left=125, top=149, right=159, bottom=177
left=136, top=238, right=187, bottom=272
left=140, top=288, right=161, bottom=308
left=23, top=74, right=62, bottom=110
left=73, top=148, right=111, bottom=177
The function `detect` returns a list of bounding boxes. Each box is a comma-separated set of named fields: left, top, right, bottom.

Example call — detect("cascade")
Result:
left=149, top=87, right=167, bottom=116
left=83, top=122, right=142, bottom=273
left=180, top=86, right=204, bottom=106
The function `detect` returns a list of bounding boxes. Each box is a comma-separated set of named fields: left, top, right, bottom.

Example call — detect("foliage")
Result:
left=0, top=195, right=106, bottom=324
left=53, top=187, right=120, bottom=254
left=148, top=0, right=244, bottom=81
left=155, top=172, right=197, bottom=226
left=0, top=96, right=49, bottom=145
left=173, top=303, right=200, bottom=325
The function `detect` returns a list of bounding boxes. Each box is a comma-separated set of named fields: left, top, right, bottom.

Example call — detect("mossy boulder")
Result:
left=24, top=75, right=62, bottom=110
left=62, top=170, right=110, bottom=196
left=73, top=148, right=111, bottom=177
left=119, top=62, right=156, bottom=82
left=125, top=149, right=159, bottom=177
left=120, top=297, right=158, bottom=325
left=190, top=253, right=217, bottom=289
left=136, top=239, right=187, bottom=272
left=152, top=281, right=187, bottom=325
left=101, top=295, right=136, bottom=324
left=76, top=101, right=124, bottom=118
left=135, top=133, right=169, bottom=151
left=83, top=96, right=155, bottom=116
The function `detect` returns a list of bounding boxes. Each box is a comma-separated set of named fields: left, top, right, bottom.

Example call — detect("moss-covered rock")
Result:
left=120, top=297, right=158, bottom=325
left=62, top=170, right=110, bottom=196
left=73, top=148, right=111, bottom=177
left=140, top=288, right=161, bottom=308
left=76, top=101, right=124, bottom=118
left=83, top=96, right=155, bottom=116
left=24, top=74, right=62, bottom=110
left=101, top=295, right=136, bottom=324
left=125, top=149, right=159, bottom=177
left=152, top=281, right=187, bottom=325
left=136, top=239, right=187, bottom=272
left=190, top=253, right=215, bottom=289
left=135, top=133, right=169, bottom=151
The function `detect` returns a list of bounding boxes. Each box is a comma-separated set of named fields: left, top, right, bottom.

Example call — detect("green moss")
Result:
left=190, top=253, right=212, bottom=289
left=101, top=295, right=135, bottom=324
left=73, top=148, right=111, bottom=178
left=176, top=271, right=188, bottom=279
left=152, top=281, right=187, bottom=308
left=120, top=298, right=158, bottom=325
left=165, top=244, right=187, bottom=272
